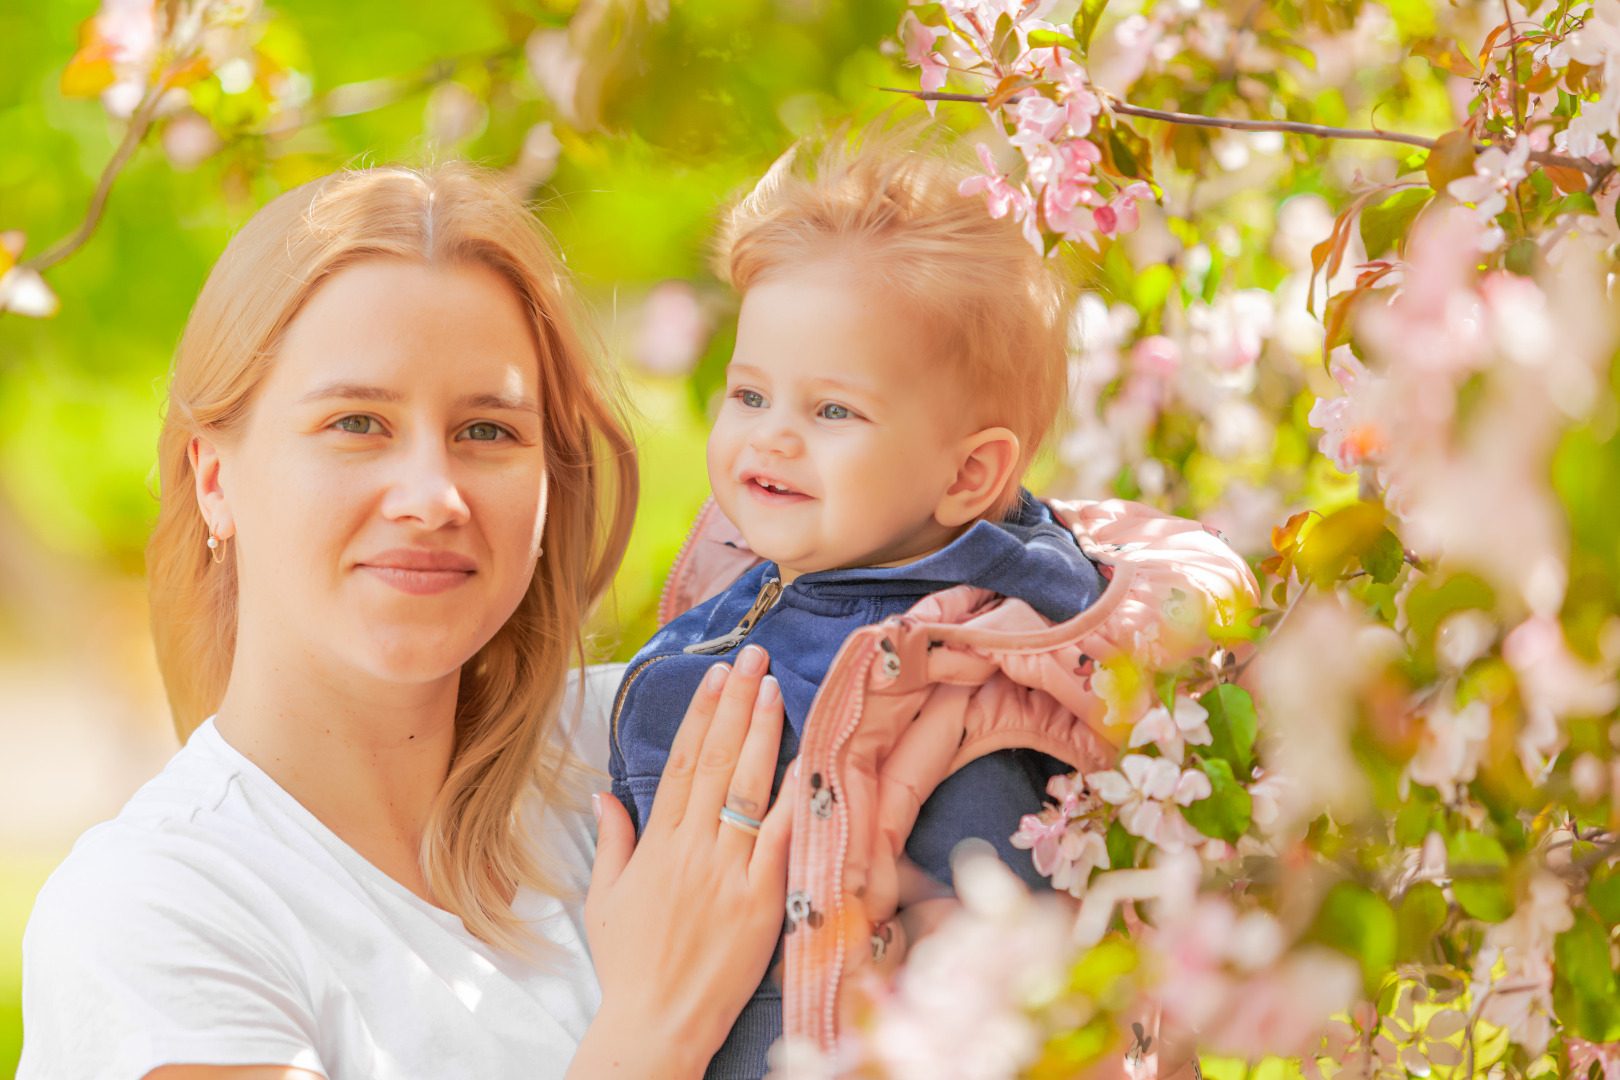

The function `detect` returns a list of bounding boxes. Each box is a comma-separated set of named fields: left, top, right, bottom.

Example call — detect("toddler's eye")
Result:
left=819, top=403, right=852, bottom=421
left=736, top=389, right=766, bottom=409
left=459, top=422, right=509, bottom=442
left=334, top=415, right=380, bottom=435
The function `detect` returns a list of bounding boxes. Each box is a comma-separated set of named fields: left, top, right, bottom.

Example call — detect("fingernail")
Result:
left=759, top=674, right=780, bottom=706
left=590, top=792, right=604, bottom=822
left=705, top=663, right=730, bottom=691
left=739, top=644, right=767, bottom=675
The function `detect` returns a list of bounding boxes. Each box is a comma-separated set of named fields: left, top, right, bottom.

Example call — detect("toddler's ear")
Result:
left=935, top=427, right=1019, bottom=528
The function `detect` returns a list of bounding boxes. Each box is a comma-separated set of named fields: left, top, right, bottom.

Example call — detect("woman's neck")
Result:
left=212, top=627, right=461, bottom=906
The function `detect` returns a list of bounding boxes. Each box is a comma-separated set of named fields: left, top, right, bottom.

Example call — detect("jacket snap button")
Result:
left=811, top=787, right=833, bottom=818
left=786, top=890, right=814, bottom=927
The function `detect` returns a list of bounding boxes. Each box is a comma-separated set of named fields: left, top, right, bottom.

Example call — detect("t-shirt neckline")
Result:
left=191, top=716, right=481, bottom=939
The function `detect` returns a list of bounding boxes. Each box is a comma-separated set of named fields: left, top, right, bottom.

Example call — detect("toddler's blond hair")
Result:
left=713, top=125, right=1071, bottom=520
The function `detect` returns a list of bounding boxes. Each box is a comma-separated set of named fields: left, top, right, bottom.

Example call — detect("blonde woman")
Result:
left=18, top=165, right=794, bottom=1080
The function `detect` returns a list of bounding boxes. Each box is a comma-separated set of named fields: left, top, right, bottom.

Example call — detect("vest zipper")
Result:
left=682, top=576, right=783, bottom=655
left=611, top=575, right=785, bottom=762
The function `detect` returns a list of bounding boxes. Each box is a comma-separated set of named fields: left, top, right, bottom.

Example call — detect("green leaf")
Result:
left=1199, top=684, right=1258, bottom=776
left=1313, top=882, right=1398, bottom=994
left=1393, top=794, right=1439, bottom=846
left=1590, top=864, right=1620, bottom=925
left=993, top=13, right=1019, bottom=68
left=1361, top=527, right=1405, bottom=584
left=1026, top=28, right=1080, bottom=50
left=1181, top=757, right=1252, bottom=843
left=1359, top=188, right=1431, bottom=259
left=1555, top=909, right=1620, bottom=1041
left=1295, top=501, right=1389, bottom=587
left=1107, top=126, right=1142, bottom=180
left=1553, top=191, right=1600, bottom=216
left=1448, top=832, right=1512, bottom=923
left=1396, top=882, right=1449, bottom=961
left=1505, top=237, right=1538, bottom=277
left=1075, top=0, right=1110, bottom=58
left=1154, top=670, right=1177, bottom=712
left=1105, top=819, right=1136, bottom=871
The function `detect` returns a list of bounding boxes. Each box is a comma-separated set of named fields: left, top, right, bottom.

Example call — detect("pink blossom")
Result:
left=1093, top=181, right=1152, bottom=239
left=1569, top=1038, right=1620, bottom=1080
left=1131, top=334, right=1180, bottom=382
left=858, top=852, right=1077, bottom=1080
left=959, top=144, right=1033, bottom=225
left=1087, top=754, right=1211, bottom=852
left=901, top=13, right=951, bottom=98
left=1403, top=698, right=1490, bottom=802
left=1470, top=874, right=1574, bottom=1057
left=1010, top=772, right=1110, bottom=896
left=1127, top=693, right=1212, bottom=764
left=1502, top=615, right=1619, bottom=775
left=1308, top=350, right=1386, bottom=474
left=1446, top=138, right=1530, bottom=251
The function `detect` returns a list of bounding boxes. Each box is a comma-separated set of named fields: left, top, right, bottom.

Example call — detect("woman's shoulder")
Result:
left=28, top=726, right=303, bottom=948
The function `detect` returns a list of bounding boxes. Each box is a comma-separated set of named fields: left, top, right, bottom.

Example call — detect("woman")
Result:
left=19, top=164, right=794, bottom=1080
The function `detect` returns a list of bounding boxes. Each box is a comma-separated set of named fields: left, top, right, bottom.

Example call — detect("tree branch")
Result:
left=24, top=80, right=168, bottom=275
left=882, top=87, right=1608, bottom=177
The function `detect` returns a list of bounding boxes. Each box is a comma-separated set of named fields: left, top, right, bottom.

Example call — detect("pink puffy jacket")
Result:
left=659, top=497, right=1261, bottom=1056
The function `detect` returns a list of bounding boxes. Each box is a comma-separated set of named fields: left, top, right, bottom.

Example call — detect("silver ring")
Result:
left=719, top=806, right=762, bottom=836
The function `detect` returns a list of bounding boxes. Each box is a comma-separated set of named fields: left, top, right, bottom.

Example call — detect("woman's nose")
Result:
left=380, top=437, right=472, bottom=530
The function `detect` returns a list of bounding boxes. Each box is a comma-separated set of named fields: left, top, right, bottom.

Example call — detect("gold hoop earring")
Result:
left=207, top=529, right=227, bottom=565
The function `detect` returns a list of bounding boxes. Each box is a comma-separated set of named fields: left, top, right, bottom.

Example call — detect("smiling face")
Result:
left=707, top=261, right=978, bottom=579
left=202, top=259, right=548, bottom=688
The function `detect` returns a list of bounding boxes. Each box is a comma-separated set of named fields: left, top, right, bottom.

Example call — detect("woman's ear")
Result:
left=189, top=434, right=236, bottom=540
left=934, top=427, right=1020, bottom=529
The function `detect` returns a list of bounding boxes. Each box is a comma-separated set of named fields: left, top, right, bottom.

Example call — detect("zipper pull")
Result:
left=683, top=577, right=783, bottom=655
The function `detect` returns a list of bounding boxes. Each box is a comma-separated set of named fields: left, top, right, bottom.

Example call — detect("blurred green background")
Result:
left=0, top=0, right=938, bottom=1070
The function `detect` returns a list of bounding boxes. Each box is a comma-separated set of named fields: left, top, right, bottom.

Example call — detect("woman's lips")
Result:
left=357, top=549, right=477, bottom=596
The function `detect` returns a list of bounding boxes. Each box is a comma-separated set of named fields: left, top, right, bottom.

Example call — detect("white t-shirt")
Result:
left=19, top=663, right=626, bottom=1080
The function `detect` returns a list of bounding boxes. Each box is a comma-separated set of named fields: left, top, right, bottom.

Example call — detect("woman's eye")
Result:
left=736, top=389, right=766, bottom=409
left=459, top=422, right=509, bottom=442
left=819, top=403, right=852, bottom=421
left=334, top=415, right=380, bottom=435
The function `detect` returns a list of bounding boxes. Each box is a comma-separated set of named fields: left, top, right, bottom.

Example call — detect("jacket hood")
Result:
left=778, top=490, right=1100, bottom=623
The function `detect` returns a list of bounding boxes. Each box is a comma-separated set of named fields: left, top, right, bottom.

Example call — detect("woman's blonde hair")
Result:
left=713, top=125, right=1071, bottom=519
left=147, top=163, right=637, bottom=952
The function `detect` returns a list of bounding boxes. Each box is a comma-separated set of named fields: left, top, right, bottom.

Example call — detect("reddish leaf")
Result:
left=1426, top=129, right=1477, bottom=192
left=1412, top=37, right=1479, bottom=77
left=1545, top=163, right=1591, bottom=194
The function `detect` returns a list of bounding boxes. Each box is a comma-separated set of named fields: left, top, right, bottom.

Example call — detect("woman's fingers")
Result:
left=584, top=792, right=636, bottom=919
left=748, top=756, right=796, bottom=888
left=716, top=674, right=783, bottom=858
left=687, top=644, right=771, bottom=826
left=641, top=661, right=728, bottom=837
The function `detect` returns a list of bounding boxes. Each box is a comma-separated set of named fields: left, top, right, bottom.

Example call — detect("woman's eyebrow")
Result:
left=457, top=391, right=541, bottom=414
left=295, top=382, right=539, bottom=414
left=297, top=381, right=404, bottom=404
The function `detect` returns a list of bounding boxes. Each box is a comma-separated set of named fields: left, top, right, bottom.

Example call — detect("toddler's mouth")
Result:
left=745, top=476, right=811, bottom=503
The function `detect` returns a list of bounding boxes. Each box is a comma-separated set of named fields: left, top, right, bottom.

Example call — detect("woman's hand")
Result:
left=571, top=644, right=793, bottom=1080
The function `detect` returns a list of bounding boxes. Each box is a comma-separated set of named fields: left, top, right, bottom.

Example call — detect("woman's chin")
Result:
left=331, top=627, right=483, bottom=687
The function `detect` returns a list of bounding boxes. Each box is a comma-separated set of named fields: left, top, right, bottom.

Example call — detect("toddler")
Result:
left=608, top=132, right=1102, bottom=1079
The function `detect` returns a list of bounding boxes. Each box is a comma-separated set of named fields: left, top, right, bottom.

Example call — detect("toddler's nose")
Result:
left=746, top=417, right=803, bottom=456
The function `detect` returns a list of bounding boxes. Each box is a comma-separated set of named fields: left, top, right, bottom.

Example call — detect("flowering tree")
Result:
left=767, top=1, right=1620, bottom=1077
